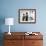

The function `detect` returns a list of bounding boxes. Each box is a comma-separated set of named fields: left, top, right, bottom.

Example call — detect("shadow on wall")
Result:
left=0, top=16, right=5, bottom=46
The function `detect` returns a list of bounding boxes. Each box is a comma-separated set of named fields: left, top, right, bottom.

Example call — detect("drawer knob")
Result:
left=32, top=42, right=35, bottom=44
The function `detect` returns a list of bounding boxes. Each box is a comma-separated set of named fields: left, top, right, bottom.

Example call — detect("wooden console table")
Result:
left=4, top=32, right=43, bottom=46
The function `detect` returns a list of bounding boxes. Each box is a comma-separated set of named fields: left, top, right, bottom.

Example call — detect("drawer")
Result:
left=32, top=40, right=43, bottom=46
left=4, top=40, right=24, bottom=46
left=24, top=40, right=43, bottom=46
left=25, top=35, right=43, bottom=40
left=4, top=35, right=24, bottom=40
left=4, top=40, right=16, bottom=46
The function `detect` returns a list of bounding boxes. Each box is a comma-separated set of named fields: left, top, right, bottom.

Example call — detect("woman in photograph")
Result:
left=22, top=13, right=25, bottom=21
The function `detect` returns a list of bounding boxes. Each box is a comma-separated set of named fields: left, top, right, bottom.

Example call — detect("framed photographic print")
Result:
left=18, top=9, right=36, bottom=24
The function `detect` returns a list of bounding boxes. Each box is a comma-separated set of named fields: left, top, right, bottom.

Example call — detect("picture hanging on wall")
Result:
left=18, top=9, right=36, bottom=24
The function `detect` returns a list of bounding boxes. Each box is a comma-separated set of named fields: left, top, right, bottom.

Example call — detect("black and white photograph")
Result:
left=19, top=9, right=36, bottom=23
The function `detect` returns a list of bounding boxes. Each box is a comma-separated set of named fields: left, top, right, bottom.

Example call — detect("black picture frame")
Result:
left=18, top=9, right=36, bottom=24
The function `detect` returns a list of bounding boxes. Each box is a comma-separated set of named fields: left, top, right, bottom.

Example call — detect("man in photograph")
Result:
left=22, top=12, right=28, bottom=21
